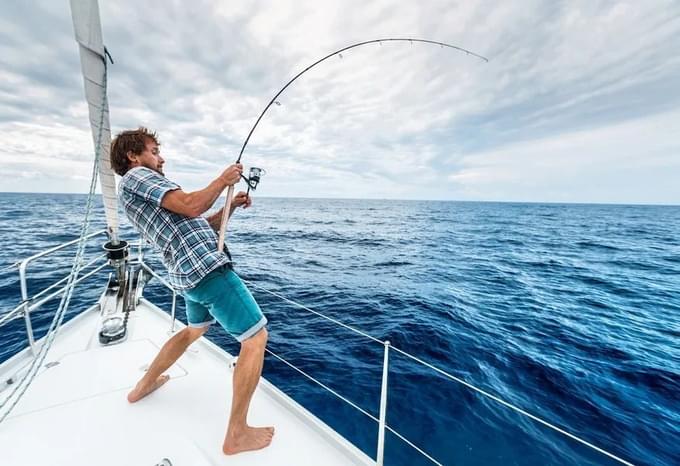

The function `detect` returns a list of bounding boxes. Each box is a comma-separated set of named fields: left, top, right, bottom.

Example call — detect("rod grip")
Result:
left=217, top=185, right=235, bottom=253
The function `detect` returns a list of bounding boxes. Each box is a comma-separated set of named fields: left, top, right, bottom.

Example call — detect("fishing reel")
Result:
left=243, top=166, right=266, bottom=194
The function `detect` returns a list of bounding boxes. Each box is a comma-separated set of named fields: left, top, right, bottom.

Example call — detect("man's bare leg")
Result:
left=223, top=328, right=275, bottom=455
left=128, top=326, right=208, bottom=403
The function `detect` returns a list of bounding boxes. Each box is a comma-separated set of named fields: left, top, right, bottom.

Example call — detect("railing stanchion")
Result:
left=170, top=291, right=177, bottom=333
left=19, top=261, right=37, bottom=357
left=22, top=302, right=37, bottom=357
left=377, top=340, right=390, bottom=466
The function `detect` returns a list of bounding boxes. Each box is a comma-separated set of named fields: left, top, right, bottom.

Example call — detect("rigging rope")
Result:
left=0, top=60, right=108, bottom=424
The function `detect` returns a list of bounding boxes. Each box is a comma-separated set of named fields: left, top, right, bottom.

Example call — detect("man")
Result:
left=110, top=127, right=273, bottom=455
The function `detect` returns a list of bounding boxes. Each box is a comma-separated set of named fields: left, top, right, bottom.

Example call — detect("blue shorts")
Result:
left=183, top=266, right=267, bottom=342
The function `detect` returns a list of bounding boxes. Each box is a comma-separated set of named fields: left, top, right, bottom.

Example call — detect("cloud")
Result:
left=0, top=0, right=678, bottom=204
left=449, top=108, right=680, bottom=204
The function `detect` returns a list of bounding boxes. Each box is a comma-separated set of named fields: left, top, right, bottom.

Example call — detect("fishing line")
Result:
left=216, top=37, right=488, bottom=250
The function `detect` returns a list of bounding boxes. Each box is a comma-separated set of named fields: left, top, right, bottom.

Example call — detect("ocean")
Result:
left=0, top=192, right=678, bottom=465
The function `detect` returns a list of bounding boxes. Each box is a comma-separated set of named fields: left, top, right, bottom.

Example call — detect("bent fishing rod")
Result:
left=217, top=37, right=488, bottom=252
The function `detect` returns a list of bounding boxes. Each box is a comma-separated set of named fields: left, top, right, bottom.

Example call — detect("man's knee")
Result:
left=242, top=327, right=267, bottom=349
left=183, top=325, right=209, bottom=342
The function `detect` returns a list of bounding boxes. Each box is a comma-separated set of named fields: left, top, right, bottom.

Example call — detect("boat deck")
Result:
left=0, top=298, right=373, bottom=465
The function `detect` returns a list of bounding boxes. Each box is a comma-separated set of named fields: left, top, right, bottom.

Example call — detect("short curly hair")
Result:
left=110, top=127, right=160, bottom=176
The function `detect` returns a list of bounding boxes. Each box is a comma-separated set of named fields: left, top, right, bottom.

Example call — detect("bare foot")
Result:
left=127, top=375, right=170, bottom=403
left=223, top=426, right=275, bottom=455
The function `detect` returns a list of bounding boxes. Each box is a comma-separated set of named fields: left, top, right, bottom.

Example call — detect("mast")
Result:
left=70, top=0, right=119, bottom=243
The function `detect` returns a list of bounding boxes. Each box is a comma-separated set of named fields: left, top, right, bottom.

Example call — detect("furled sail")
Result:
left=69, top=0, right=119, bottom=241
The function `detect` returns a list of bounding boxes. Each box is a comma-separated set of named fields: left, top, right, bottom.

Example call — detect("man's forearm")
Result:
left=161, top=164, right=242, bottom=218
left=184, top=177, right=228, bottom=216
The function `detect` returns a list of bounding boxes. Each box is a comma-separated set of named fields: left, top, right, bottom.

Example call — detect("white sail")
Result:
left=70, top=0, right=119, bottom=240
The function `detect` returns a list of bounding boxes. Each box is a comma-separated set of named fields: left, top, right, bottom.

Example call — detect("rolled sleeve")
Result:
left=123, top=167, right=180, bottom=207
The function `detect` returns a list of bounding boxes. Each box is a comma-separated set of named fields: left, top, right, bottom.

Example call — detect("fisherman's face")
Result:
left=132, top=140, right=165, bottom=175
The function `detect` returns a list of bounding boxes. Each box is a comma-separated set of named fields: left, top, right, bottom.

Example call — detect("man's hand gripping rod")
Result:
left=217, top=167, right=264, bottom=253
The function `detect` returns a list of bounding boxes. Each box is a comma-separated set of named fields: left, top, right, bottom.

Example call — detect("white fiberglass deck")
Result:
left=0, top=298, right=373, bottom=466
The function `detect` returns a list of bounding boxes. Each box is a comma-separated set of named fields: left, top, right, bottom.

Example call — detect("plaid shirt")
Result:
left=119, top=167, right=230, bottom=291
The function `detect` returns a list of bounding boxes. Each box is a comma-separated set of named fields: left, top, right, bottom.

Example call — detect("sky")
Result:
left=1, top=0, right=679, bottom=204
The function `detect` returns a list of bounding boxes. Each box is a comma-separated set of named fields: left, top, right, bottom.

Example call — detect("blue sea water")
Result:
left=0, top=192, right=678, bottom=465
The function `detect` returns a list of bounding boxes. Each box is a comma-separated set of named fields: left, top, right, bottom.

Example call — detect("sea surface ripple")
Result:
left=0, top=193, right=678, bottom=465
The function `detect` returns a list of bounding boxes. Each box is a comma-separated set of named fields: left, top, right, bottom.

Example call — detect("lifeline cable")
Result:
left=216, top=37, right=488, bottom=251
left=244, top=279, right=636, bottom=466
left=0, top=262, right=20, bottom=273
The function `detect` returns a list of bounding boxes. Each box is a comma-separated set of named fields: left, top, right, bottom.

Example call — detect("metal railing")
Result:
left=137, top=255, right=635, bottom=466
left=0, top=234, right=635, bottom=466
left=1, top=229, right=120, bottom=354
left=0, top=232, right=152, bottom=354
left=241, top=280, right=447, bottom=465
left=239, top=280, right=636, bottom=466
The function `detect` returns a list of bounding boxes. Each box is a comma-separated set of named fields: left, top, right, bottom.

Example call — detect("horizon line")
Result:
left=0, top=191, right=678, bottom=208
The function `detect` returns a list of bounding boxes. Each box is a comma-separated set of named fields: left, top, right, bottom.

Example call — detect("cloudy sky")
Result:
left=1, top=1, right=679, bottom=204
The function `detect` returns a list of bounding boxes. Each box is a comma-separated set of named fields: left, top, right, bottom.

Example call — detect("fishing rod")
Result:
left=217, top=37, right=488, bottom=252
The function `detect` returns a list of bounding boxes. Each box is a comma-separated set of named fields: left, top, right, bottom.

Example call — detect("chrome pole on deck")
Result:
left=18, top=262, right=37, bottom=356
left=376, top=340, right=390, bottom=465
left=170, top=292, right=177, bottom=333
